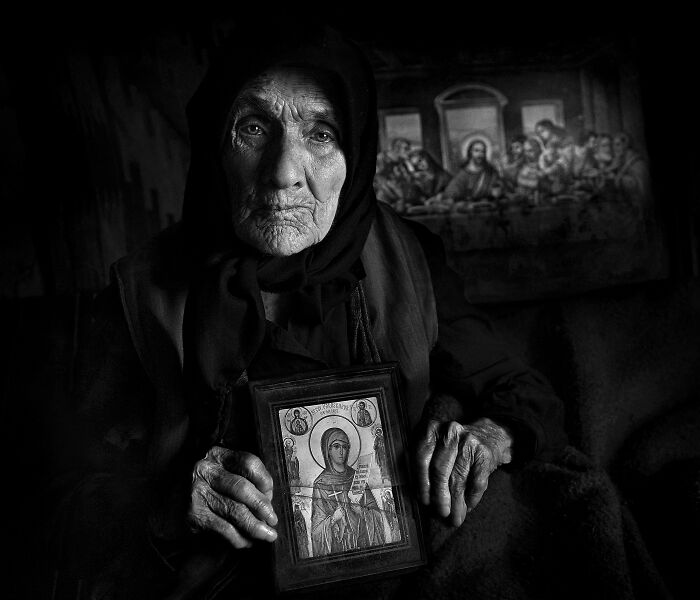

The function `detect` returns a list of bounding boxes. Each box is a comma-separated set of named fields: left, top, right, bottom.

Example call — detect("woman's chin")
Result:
left=238, top=222, right=321, bottom=257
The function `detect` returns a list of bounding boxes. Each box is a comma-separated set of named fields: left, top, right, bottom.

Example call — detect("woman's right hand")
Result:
left=188, top=446, right=278, bottom=548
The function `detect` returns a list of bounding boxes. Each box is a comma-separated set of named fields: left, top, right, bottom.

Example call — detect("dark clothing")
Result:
left=50, top=203, right=566, bottom=598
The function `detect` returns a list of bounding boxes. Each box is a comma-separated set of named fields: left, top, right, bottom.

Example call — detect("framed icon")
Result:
left=249, top=363, right=426, bottom=594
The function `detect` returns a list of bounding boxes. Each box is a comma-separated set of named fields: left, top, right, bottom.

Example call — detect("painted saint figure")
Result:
left=311, top=428, right=385, bottom=556
left=382, top=490, right=401, bottom=543
left=288, top=446, right=299, bottom=482
left=283, top=439, right=296, bottom=480
left=290, top=409, right=308, bottom=435
left=293, top=504, right=310, bottom=559
left=356, top=401, right=372, bottom=427
left=374, top=427, right=388, bottom=481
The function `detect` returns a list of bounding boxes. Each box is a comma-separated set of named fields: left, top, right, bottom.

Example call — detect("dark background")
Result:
left=2, top=9, right=698, bottom=599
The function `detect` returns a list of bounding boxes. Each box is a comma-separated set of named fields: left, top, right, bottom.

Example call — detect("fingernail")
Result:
left=261, top=525, right=277, bottom=541
left=268, top=512, right=278, bottom=526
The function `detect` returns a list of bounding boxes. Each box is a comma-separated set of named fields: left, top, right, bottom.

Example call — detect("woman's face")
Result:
left=329, top=440, right=349, bottom=471
left=223, top=67, right=347, bottom=256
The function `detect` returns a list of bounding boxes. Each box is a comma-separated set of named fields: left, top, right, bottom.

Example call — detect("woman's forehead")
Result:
left=234, top=66, right=343, bottom=124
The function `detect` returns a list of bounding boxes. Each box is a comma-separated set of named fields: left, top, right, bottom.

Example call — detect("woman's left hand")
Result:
left=415, top=417, right=513, bottom=526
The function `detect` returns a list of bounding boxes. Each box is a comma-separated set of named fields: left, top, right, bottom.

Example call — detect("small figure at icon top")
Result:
left=290, top=409, right=308, bottom=435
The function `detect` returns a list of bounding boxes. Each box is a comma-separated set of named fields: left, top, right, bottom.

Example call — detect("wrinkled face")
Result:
left=329, top=440, right=349, bottom=471
left=470, top=142, right=486, bottom=165
left=223, top=67, right=347, bottom=256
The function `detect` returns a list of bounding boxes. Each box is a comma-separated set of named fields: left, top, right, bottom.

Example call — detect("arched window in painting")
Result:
left=434, top=84, right=507, bottom=174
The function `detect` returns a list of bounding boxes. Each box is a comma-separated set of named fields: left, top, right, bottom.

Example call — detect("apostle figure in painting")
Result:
left=611, top=132, right=650, bottom=208
left=500, top=134, right=527, bottom=192
left=407, top=149, right=452, bottom=203
left=311, top=428, right=385, bottom=556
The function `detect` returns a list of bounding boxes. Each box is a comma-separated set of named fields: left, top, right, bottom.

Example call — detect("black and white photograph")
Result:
left=2, top=8, right=698, bottom=600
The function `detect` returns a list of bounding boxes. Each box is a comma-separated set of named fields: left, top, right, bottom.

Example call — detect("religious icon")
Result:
left=250, top=364, right=426, bottom=593
left=351, top=398, right=377, bottom=427
left=284, top=407, right=311, bottom=436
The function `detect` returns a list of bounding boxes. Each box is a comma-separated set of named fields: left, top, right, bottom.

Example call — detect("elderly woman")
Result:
left=51, top=24, right=568, bottom=600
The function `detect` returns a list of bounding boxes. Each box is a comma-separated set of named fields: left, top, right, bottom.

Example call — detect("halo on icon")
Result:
left=308, top=415, right=361, bottom=470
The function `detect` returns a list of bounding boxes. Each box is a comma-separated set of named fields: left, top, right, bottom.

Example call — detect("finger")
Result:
left=449, top=439, right=473, bottom=526
left=220, top=449, right=274, bottom=496
left=208, top=468, right=277, bottom=527
left=203, top=486, right=278, bottom=543
left=429, top=422, right=461, bottom=518
left=415, top=420, right=441, bottom=505
left=193, top=504, right=253, bottom=550
left=194, top=509, right=254, bottom=549
left=464, top=454, right=491, bottom=513
left=189, top=481, right=255, bottom=548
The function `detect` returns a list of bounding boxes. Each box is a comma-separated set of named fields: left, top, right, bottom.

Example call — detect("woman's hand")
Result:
left=416, top=418, right=513, bottom=526
left=188, top=446, right=278, bottom=548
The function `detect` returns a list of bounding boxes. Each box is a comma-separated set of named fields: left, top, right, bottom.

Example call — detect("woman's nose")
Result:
left=264, top=134, right=304, bottom=190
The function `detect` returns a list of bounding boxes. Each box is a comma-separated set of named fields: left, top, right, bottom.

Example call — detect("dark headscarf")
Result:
left=182, top=24, right=379, bottom=408
left=316, top=428, right=354, bottom=487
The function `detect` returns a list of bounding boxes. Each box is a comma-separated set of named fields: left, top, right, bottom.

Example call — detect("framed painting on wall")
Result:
left=370, top=36, right=668, bottom=302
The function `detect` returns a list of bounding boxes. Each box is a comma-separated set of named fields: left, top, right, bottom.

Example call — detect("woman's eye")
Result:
left=310, top=128, right=337, bottom=144
left=240, top=123, right=265, bottom=136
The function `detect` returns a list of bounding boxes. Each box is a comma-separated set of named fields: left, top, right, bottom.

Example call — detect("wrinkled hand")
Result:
left=188, top=446, right=278, bottom=548
left=416, top=418, right=513, bottom=526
